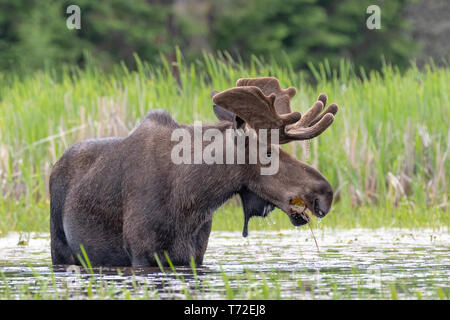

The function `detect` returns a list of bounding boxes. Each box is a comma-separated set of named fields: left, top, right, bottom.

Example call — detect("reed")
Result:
left=0, top=52, right=448, bottom=233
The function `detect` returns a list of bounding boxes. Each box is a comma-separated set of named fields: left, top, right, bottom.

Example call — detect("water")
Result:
left=0, top=228, right=448, bottom=299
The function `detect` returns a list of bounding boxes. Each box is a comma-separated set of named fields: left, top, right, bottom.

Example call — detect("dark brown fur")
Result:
left=50, top=109, right=333, bottom=267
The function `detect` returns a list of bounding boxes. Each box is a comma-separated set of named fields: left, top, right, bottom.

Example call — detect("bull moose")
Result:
left=50, top=77, right=338, bottom=267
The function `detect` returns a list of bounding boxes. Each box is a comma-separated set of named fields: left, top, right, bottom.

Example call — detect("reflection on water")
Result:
left=0, top=228, right=448, bottom=299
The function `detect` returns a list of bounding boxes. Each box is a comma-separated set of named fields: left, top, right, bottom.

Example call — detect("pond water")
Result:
left=0, top=228, right=448, bottom=299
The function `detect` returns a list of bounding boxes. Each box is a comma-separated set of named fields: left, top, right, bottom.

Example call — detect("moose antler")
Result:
left=235, top=77, right=338, bottom=144
left=236, top=77, right=296, bottom=114
left=211, top=86, right=301, bottom=131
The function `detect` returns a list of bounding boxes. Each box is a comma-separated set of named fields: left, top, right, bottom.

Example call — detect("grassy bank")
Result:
left=0, top=54, right=449, bottom=233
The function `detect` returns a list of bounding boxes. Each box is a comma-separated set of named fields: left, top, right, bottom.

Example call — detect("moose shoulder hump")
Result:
left=142, top=109, right=180, bottom=128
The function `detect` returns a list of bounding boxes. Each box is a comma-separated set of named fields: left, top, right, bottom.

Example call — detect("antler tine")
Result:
left=212, top=86, right=300, bottom=131
left=294, top=100, right=324, bottom=128
left=283, top=113, right=335, bottom=142
left=282, top=93, right=338, bottom=142
left=310, top=103, right=338, bottom=126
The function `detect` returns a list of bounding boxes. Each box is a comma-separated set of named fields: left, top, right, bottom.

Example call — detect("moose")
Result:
left=49, top=77, right=338, bottom=267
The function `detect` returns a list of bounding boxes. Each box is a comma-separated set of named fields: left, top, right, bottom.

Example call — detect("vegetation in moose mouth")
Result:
left=289, top=197, right=320, bottom=251
left=289, top=197, right=310, bottom=224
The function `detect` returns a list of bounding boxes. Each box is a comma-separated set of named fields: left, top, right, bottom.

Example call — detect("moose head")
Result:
left=212, top=77, right=338, bottom=236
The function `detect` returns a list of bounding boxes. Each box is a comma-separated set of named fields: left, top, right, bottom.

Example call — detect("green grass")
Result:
left=213, top=202, right=448, bottom=232
left=0, top=52, right=449, bottom=233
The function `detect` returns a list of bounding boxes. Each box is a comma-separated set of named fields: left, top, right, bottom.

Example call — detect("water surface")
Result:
left=0, top=228, right=448, bottom=299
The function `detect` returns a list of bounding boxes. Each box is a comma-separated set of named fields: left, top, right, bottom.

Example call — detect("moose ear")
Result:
left=213, top=105, right=235, bottom=122
left=213, top=104, right=246, bottom=130
left=212, top=90, right=235, bottom=122
left=212, top=90, right=246, bottom=130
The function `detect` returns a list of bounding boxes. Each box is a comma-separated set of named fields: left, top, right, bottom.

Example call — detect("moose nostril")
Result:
left=314, top=198, right=325, bottom=217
